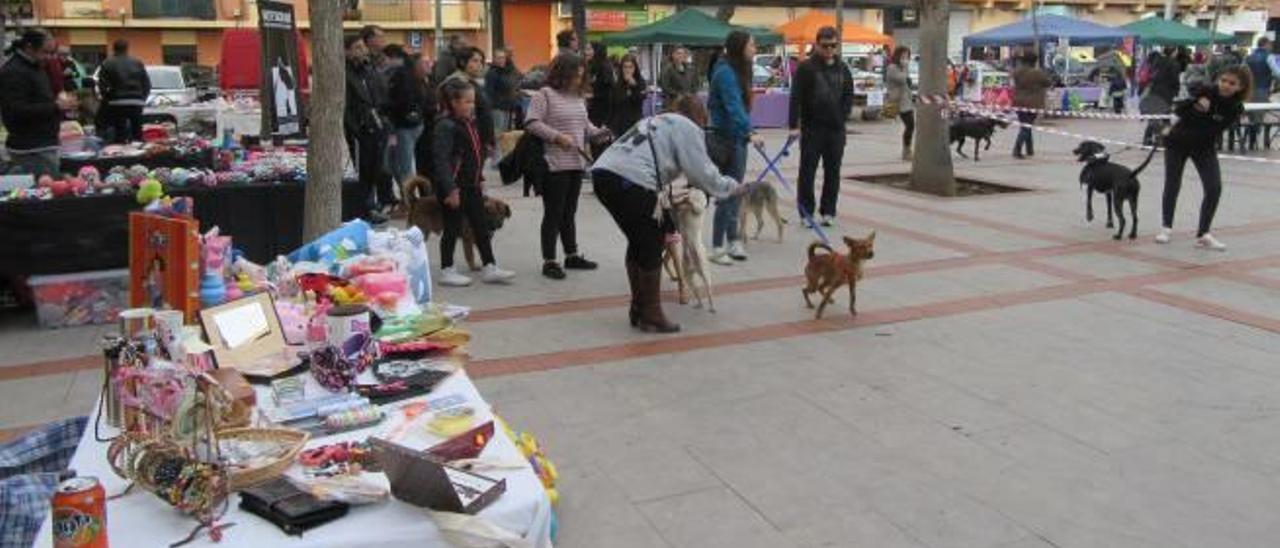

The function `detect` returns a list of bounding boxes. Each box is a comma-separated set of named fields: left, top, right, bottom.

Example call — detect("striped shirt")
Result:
left=525, top=87, right=606, bottom=173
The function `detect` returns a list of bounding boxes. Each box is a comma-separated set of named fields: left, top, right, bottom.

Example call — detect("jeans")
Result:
left=391, top=125, right=423, bottom=185
left=712, top=137, right=747, bottom=248
left=6, top=150, right=59, bottom=178
left=1162, top=144, right=1223, bottom=237
left=1013, top=111, right=1037, bottom=156
left=899, top=111, right=915, bottom=148
left=440, top=186, right=496, bottom=268
left=593, top=170, right=662, bottom=270
left=797, top=128, right=845, bottom=218
left=540, top=171, right=583, bottom=261
left=97, top=104, right=143, bottom=144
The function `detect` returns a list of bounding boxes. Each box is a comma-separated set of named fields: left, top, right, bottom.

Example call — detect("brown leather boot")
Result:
left=626, top=260, right=640, bottom=327
left=636, top=267, right=680, bottom=333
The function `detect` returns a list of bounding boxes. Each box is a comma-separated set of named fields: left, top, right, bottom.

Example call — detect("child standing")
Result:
left=1155, top=65, right=1252, bottom=251
left=432, top=79, right=515, bottom=286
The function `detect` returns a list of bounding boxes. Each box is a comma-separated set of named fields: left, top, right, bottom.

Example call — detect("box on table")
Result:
left=29, top=269, right=129, bottom=328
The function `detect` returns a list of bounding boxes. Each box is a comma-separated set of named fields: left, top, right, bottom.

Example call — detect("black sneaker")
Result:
left=542, top=262, right=567, bottom=280
left=563, top=255, right=598, bottom=270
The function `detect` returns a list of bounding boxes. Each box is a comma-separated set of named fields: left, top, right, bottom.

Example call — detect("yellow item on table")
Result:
left=427, top=407, right=475, bottom=438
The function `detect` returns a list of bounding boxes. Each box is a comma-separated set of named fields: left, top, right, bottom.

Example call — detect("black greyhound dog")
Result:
left=1073, top=140, right=1159, bottom=240
left=949, top=114, right=1009, bottom=161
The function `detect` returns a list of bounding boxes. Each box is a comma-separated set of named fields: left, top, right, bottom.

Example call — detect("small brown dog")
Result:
left=802, top=232, right=876, bottom=319
left=404, top=176, right=513, bottom=271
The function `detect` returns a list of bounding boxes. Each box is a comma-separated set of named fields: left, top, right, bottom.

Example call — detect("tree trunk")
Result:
left=490, top=0, right=504, bottom=51
left=909, top=0, right=956, bottom=196
left=715, top=5, right=735, bottom=22
left=303, top=0, right=347, bottom=241
left=571, top=0, right=586, bottom=54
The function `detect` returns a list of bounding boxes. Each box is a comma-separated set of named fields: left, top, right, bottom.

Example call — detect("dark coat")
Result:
left=0, top=52, right=61, bottom=151
left=609, top=74, right=646, bottom=137
left=388, top=65, right=434, bottom=129
left=485, top=64, right=522, bottom=111
left=1167, top=83, right=1244, bottom=151
left=345, top=60, right=385, bottom=137
left=431, top=115, right=485, bottom=197
left=98, top=53, right=151, bottom=103
left=789, top=55, right=854, bottom=131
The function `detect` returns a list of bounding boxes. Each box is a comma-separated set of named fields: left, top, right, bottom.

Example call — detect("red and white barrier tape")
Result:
left=948, top=104, right=1280, bottom=165
left=916, top=94, right=1174, bottom=121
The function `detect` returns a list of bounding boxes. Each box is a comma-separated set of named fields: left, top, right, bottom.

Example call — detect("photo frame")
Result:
left=129, top=212, right=200, bottom=322
left=198, top=292, right=296, bottom=376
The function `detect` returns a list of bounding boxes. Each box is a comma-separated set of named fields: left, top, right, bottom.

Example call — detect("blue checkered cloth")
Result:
left=0, top=416, right=87, bottom=548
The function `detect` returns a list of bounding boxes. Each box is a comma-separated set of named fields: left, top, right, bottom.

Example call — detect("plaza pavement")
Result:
left=3, top=114, right=1280, bottom=547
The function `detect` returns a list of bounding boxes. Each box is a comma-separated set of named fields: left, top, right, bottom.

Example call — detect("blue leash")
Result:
left=751, top=136, right=831, bottom=246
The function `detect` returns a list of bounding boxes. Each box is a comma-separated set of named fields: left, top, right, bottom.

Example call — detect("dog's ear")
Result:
left=866, top=230, right=876, bottom=242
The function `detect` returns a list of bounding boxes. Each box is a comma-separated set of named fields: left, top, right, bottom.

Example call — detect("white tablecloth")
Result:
left=35, top=369, right=553, bottom=548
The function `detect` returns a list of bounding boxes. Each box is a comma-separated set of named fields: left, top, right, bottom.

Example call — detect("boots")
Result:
left=635, top=267, right=680, bottom=334
left=625, top=260, right=640, bottom=327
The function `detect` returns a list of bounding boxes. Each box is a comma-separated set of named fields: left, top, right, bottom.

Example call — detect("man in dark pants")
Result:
left=789, top=26, right=854, bottom=228
left=0, top=29, right=75, bottom=177
left=96, top=39, right=150, bottom=144
left=344, top=34, right=390, bottom=225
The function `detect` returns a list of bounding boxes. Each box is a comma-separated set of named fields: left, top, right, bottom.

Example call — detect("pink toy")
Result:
left=67, top=177, right=88, bottom=196
left=37, top=175, right=54, bottom=188
left=345, top=257, right=395, bottom=278
left=354, top=272, right=408, bottom=307
left=78, top=166, right=101, bottom=187
left=276, top=300, right=308, bottom=345
left=48, top=179, right=70, bottom=197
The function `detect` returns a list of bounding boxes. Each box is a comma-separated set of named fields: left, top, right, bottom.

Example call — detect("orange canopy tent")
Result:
left=774, top=10, right=893, bottom=46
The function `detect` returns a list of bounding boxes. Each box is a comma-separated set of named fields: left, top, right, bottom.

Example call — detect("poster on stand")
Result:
left=258, top=0, right=305, bottom=137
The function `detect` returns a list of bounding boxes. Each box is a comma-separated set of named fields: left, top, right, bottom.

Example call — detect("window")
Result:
left=132, top=0, right=215, bottom=19
left=69, top=45, right=107, bottom=72
left=162, top=45, right=197, bottom=66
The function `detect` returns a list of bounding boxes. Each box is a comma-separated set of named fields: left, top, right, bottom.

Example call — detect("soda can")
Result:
left=52, top=476, right=108, bottom=548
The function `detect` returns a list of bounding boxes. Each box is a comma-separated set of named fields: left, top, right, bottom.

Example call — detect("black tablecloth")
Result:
left=0, top=182, right=368, bottom=276
left=60, top=150, right=216, bottom=175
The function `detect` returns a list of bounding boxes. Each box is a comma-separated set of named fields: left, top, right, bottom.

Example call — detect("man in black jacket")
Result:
left=789, top=27, right=854, bottom=227
left=96, top=39, right=150, bottom=144
left=344, top=34, right=390, bottom=224
left=0, top=29, right=75, bottom=177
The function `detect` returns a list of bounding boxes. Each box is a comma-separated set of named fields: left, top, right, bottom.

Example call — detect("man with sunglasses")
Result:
left=788, top=26, right=854, bottom=228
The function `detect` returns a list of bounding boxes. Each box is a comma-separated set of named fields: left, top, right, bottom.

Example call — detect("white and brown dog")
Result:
left=661, top=180, right=715, bottom=313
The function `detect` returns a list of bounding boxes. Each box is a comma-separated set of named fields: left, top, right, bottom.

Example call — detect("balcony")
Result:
left=344, top=0, right=481, bottom=27
left=132, top=0, right=215, bottom=19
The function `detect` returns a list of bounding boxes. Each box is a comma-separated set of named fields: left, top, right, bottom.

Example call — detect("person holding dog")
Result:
left=790, top=26, right=855, bottom=227
left=432, top=79, right=516, bottom=286
left=708, top=30, right=764, bottom=265
left=525, top=52, right=612, bottom=280
left=592, top=95, right=744, bottom=333
left=1155, top=66, right=1251, bottom=251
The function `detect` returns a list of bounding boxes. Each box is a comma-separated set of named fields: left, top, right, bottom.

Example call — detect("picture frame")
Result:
left=198, top=292, right=296, bottom=377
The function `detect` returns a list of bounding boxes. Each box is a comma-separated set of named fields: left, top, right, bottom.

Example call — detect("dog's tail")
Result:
left=808, top=241, right=834, bottom=260
left=405, top=176, right=433, bottom=202
left=1131, top=142, right=1161, bottom=178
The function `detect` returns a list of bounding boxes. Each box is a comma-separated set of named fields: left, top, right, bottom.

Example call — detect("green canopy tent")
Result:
left=603, top=8, right=782, bottom=47
left=1121, top=17, right=1234, bottom=46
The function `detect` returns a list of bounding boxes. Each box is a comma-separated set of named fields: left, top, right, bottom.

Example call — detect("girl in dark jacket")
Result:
left=1155, top=65, right=1251, bottom=251
left=432, top=79, right=515, bottom=286
left=609, top=53, right=646, bottom=137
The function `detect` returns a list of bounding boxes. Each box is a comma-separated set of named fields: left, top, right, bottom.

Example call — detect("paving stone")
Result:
left=636, top=487, right=796, bottom=548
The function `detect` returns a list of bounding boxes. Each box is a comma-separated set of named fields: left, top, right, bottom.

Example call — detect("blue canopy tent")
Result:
left=962, top=14, right=1134, bottom=49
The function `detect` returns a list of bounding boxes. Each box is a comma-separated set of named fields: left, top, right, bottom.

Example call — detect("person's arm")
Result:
left=139, top=61, right=151, bottom=99
left=431, top=119, right=458, bottom=196
left=840, top=63, right=856, bottom=120
left=658, top=65, right=675, bottom=96
left=670, top=118, right=738, bottom=198
left=788, top=62, right=806, bottom=130
left=713, top=66, right=751, bottom=140
left=523, top=88, right=562, bottom=142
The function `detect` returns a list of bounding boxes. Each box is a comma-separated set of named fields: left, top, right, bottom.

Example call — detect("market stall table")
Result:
left=60, top=149, right=217, bottom=175
left=34, top=369, right=554, bottom=548
left=0, top=181, right=368, bottom=277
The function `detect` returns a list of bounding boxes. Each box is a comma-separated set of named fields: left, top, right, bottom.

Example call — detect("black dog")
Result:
left=1073, top=140, right=1158, bottom=240
left=949, top=114, right=1009, bottom=161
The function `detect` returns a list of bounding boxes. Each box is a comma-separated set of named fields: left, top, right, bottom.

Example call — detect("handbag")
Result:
left=704, top=129, right=735, bottom=173
left=240, top=478, right=350, bottom=536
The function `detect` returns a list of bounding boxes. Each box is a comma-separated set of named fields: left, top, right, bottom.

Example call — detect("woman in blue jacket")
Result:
left=707, top=31, right=764, bottom=264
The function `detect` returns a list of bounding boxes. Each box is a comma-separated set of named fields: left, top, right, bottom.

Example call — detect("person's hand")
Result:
left=732, top=181, right=755, bottom=197
left=749, top=133, right=765, bottom=147
left=388, top=134, right=398, bottom=147
left=1195, top=96, right=1211, bottom=112
left=444, top=189, right=461, bottom=209
left=554, top=134, right=574, bottom=149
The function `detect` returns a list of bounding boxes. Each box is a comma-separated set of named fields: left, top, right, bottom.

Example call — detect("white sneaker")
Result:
left=1195, top=233, right=1227, bottom=251
left=438, top=267, right=473, bottom=287
left=1154, top=227, right=1173, bottom=244
left=710, top=247, right=734, bottom=266
left=820, top=215, right=836, bottom=227
left=728, top=240, right=749, bottom=261
left=480, top=264, right=515, bottom=283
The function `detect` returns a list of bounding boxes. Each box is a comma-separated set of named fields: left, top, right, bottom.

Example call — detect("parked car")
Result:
left=145, top=66, right=198, bottom=107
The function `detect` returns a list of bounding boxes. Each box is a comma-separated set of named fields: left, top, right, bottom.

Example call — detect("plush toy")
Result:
left=126, top=165, right=150, bottom=186
left=136, top=178, right=164, bottom=205
left=36, top=175, right=54, bottom=189
left=276, top=300, right=308, bottom=345
left=354, top=272, right=407, bottom=308
left=78, top=166, right=101, bottom=188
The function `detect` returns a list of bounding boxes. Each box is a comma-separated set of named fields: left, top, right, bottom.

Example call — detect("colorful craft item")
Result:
left=299, top=441, right=376, bottom=469
left=323, top=405, right=384, bottom=432
left=426, top=421, right=494, bottom=462
left=426, top=406, right=476, bottom=438
left=378, top=340, right=451, bottom=357
left=309, top=332, right=376, bottom=393
left=353, top=272, right=407, bottom=308
left=136, top=178, right=164, bottom=205
left=499, top=416, right=560, bottom=507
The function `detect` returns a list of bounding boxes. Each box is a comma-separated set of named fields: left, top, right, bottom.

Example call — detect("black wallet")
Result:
left=239, top=478, right=350, bottom=536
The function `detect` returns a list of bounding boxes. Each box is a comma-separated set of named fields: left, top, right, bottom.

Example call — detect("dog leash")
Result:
left=752, top=136, right=832, bottom=246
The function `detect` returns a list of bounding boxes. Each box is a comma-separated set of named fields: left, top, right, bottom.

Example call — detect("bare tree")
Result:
left=909, top=0, right=957, bottom=196
left=303, top=0, right=347, bottom=240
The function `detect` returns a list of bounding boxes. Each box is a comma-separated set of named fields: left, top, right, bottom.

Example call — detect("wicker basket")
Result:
left=217, top=427, right=309, bottom=491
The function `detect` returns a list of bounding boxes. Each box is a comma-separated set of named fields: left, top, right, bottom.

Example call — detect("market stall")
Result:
left=1119, top=16, right=1234, bottom=47
left=773, top=10, right=893, bottom=114
left=25, top=214, right=559, bottom=547
left=961, top=14, right=1134, bottom=109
